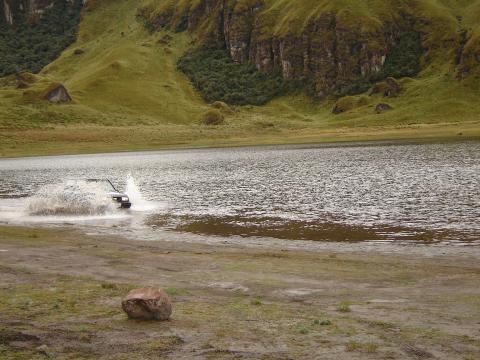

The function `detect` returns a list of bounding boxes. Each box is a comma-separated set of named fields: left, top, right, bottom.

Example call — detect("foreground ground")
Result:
left=0, top=226, right=479, bottom=359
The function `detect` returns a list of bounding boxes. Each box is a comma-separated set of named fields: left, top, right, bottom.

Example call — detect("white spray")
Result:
left=27, top=181, right=116, bottom=216
left=125, top=174, right=157, bottom=212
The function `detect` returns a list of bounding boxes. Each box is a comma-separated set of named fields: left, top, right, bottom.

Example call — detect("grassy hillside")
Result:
left=0, top=0, right=479, bottom=157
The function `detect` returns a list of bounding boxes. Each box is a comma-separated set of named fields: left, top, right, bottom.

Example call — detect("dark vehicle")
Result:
left=86, top=179, right=131, bottom=209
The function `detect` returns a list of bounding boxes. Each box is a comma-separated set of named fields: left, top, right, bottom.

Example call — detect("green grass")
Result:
left=337, top=301, right=352, bottom=313
left=0, top=0, right=479, bottom=158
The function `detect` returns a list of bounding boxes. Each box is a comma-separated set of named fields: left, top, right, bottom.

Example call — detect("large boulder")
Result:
left=202, top=109, right=225, bottom=125
left=211, top=101, right=233, bottom=114
left=121, top=288, right=172, bottom=321
left=375, top=103, right=393, bottom=113
left=43, top=83, right=72, bottom=103
left=370, top=77, right=402, bottom=97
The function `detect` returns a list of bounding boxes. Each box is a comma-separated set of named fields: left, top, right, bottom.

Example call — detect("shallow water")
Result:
left=0, top=141, right=479, bottom=246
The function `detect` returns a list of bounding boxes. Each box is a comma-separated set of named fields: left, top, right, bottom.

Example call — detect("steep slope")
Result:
left=0, top=0, right=479, bottom=157
left=140, top=0, right=480, bottom=98
left=1, top=0, right=206, bottom=126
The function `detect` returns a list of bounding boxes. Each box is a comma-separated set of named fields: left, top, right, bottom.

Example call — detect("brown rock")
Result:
left=370, top=77, right=401, bottom=97
left=375, top=103, right=392, bottom=113
left=202, top=109, right=224, bottom=125
left=211, top=101, right=233, bottom=114
left=43, top=84, right=72, bottom=103
left=122, top=288, right=172, bottom=321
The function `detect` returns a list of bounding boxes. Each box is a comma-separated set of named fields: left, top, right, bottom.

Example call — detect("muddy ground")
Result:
left=0, top=226, right=479, bottom=359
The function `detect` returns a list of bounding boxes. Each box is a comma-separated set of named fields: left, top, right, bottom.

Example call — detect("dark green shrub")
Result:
left=334, top=32, right=423, bottom=97
left=0, top=0, right=83, bottom=77
left=178, top=46, right=297, bottom=106
left=382, top=32, right=423, bottom=78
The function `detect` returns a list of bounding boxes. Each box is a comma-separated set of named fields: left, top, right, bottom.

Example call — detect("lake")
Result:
left=0, top=141, right=479, bottom=246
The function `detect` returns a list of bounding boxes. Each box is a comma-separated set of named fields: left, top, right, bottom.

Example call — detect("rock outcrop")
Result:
left=140, top=0, right=412, bottom=98
left=140, top=0, right=478, bottom=98
left=375, top=103, right=392, bottom=114
left=43, top=84, right=72, bottom=103
left=122, top=288, right=172, bottom=321
left=370, top=78, right=402, bottom=98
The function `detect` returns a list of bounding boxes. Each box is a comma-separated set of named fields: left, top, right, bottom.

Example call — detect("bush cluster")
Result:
left=334, top=32, right=423, bottom=97
left=0, top=0, right=83, bottom=77
left=178, top=46, right=299, bottom=106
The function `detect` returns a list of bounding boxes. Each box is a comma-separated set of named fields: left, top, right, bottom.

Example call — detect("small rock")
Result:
left=210, top=101, right=233, bottom=114
left=384, top=77, right=402, bottom=97
left=73, top=48, right=84, bottom=55
left=44, top=84, right=72, bottom=103
left=375, top=103, right=392, bottom=113
left=122, top=288, right=172, bottom=321
left=281, top=288, right=321, bottom=297
left=370, top=77, right=402, bottom=97
left=202, top=109, right=224, bottom=125
left=208, top=282, right=249, bottom=292
left=36, top=344, right=52, bottom=357
left=157, top=34, right=173, bottom=45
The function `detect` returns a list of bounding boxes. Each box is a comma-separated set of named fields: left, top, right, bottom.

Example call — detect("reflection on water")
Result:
left=145, top=214, right=465, bottom=243
left=0, top=141, right=479, bottom=245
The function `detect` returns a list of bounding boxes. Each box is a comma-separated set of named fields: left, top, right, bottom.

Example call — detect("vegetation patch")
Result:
left=334, top=32, right=423, bottom=98
left=337, top=301, right=352, bottom=312
left=332, top=95, right=370, bottom=114
left=0, top=0, right=83, bottom=77
left=202, top=109, right=225, bottom=125
left=250, top=297, right=262, bottom=306
left=177, top=46, right=295, bottom=106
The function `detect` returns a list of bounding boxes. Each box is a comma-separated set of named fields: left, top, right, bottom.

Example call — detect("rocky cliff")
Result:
left=0, top=0, right=83, bottom=25
left=0, top=0, right=84, bottom=76
left=140, top=0, right=478, bottom=98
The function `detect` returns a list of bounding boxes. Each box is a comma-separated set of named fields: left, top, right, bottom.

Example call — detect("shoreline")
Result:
left=0, top=127, right=480, bottom=160
left=2, top=219, right=480, bottom=259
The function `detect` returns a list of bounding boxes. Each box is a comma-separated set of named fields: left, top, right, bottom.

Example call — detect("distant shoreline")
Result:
left=1, top=122, right=479, bottom=159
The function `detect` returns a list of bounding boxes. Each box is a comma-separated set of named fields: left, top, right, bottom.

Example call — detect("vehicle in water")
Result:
left=86, top=179, right=131, bottom=209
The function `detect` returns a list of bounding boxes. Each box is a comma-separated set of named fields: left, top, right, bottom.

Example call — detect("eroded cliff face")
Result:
left=0, top=0, right=84, bottom=76
left=140, top=0, right=411, bottom=98
left=141, top=0, right=478, bottom=98
left=0, top=0, right=82, bottom=25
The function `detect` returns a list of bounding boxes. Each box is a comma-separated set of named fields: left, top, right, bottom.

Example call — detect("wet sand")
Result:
left=0, top=225, right=479, bottom=359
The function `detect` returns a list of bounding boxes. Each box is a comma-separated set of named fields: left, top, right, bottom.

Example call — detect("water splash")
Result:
left=125, top=174, right=158, bottom=212
left=27, top=180, right=116, bottom=216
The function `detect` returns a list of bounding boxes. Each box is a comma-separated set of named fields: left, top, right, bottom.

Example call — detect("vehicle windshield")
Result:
left=86, top=179, right=118, bottom=193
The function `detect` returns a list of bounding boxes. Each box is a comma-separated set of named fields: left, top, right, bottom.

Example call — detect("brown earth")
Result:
left=0, top=225, right=479, bottom=359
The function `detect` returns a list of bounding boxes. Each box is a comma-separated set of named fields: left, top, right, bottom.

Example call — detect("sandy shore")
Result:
left=0, top=225, right=479, bottom=359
